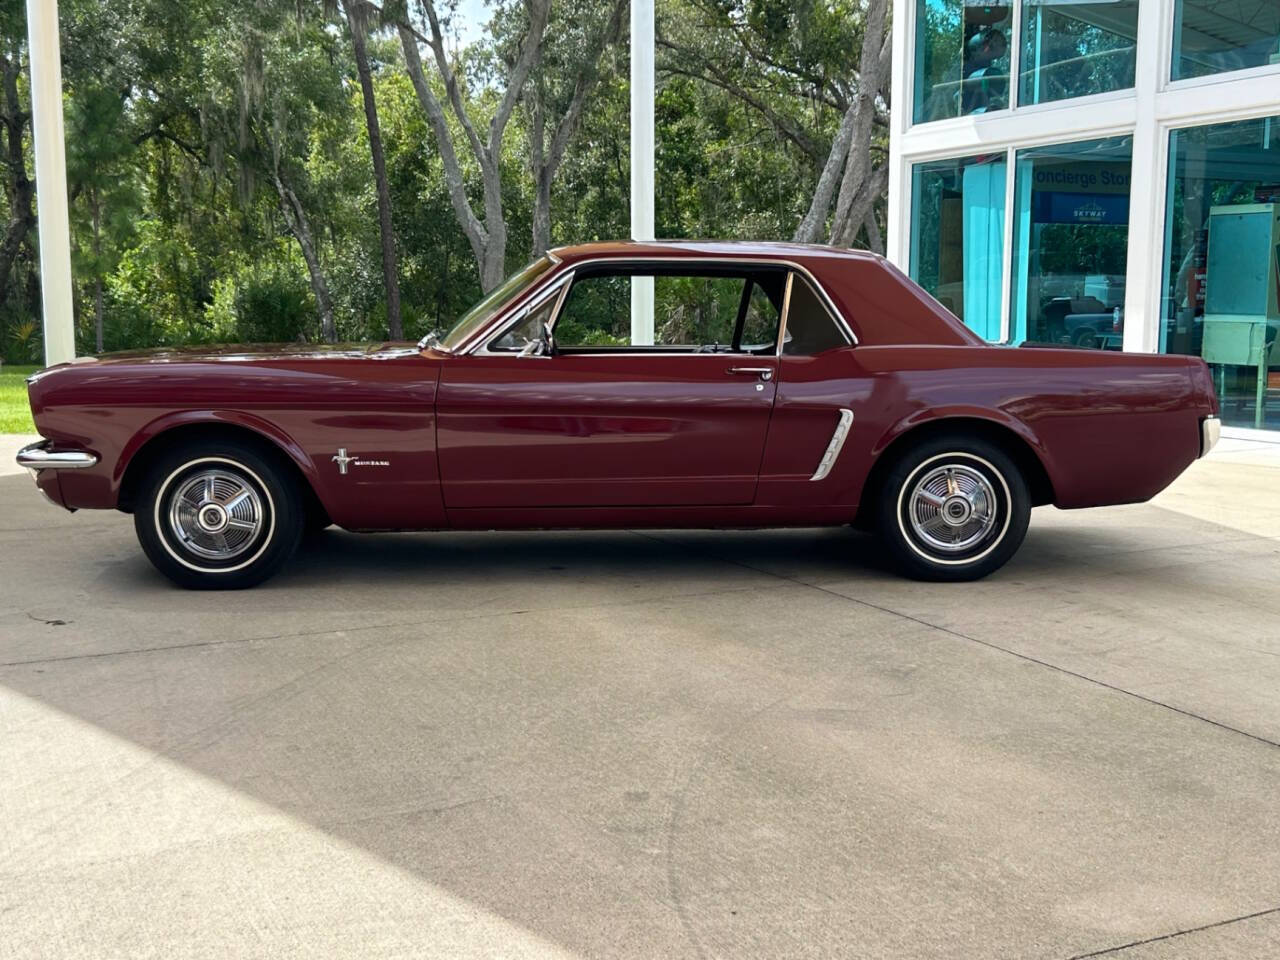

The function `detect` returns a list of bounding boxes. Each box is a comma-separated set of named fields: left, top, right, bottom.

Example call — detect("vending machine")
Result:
left=1201, top=203, right=1280, bottom=428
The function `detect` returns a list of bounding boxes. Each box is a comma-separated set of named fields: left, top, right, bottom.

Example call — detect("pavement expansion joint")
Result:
left=1063, top=904, right=1280, bottom=959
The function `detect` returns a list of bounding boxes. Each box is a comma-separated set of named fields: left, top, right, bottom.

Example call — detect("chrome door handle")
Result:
left=727, top=366, right=773, bottom=381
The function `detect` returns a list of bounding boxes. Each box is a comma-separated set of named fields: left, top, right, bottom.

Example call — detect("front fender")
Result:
left=115, top=410, right=323, bottom=503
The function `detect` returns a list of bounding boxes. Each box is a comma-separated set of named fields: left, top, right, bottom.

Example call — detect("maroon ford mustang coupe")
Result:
left=19, top=241, right=1220, bottom=589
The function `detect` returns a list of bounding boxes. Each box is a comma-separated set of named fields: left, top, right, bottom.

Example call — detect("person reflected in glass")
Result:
left=963, top=25, right=1009, bottom=113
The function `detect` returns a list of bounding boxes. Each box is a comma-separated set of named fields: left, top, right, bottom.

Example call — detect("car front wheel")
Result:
left=134, top=440, right=303, bottom=589
left=877, top=436, right=1030, bottom=581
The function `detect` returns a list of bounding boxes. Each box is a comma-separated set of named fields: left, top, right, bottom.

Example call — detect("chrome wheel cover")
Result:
left=167, top=469, right=265, bottom=561
left=906, top=462, right=999, bottom=555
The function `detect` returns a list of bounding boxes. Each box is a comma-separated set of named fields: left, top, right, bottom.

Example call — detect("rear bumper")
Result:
left=1199, top=416, right=1221, bottom=459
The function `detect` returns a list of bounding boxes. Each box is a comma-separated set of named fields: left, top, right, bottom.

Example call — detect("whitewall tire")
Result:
left=877, top=436, right=1030, bottom=582
left=134, top=440, right=303, bottom=589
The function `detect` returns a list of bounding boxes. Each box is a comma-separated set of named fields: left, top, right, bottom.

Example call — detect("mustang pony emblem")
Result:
left=332, top=449, right=389, bottom=475
left=332, top=449, right=356, bottom=474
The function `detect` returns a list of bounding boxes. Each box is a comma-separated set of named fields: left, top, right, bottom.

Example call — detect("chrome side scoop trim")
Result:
left=809, top=408, right=854, bottom=481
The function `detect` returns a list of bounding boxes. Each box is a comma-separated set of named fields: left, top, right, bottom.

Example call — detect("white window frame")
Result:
left=888, top=0, right=1280, bottom=439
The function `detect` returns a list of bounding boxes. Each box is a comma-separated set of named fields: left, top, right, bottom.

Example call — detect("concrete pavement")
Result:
left=2, top=436, right=1279, bottom=958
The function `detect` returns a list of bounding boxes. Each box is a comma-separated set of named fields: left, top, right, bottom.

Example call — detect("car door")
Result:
left=436, top=263, right=786, bottom=509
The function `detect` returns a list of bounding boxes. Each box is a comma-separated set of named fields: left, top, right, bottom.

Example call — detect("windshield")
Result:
left=439, top=256, right=556, bottom=350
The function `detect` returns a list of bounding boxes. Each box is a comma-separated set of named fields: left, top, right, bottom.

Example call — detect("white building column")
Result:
left=629, top=0, right=655, bottom=345
left=25, top=0, right=75, bottom=366
left=1121, top=0, right=1173, bottom=355
left=885, top=0, right=913, bottom=270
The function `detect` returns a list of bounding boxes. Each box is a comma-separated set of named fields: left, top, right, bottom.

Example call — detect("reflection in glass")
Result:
left=914, top=0, right=1012, bottom=123
left=1173, top=0, right=1280, bottom=81
left=1161, top=117, right=1280, bottom=431
left=441, top=256, right=554, bottom=350
left=910, top=155, right=1008, bottom=341
left=1018, top=0, right=1137, bottom=105
left=1010, top=136, right=1132, bottom=349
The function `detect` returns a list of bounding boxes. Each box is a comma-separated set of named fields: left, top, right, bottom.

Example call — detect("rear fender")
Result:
left=874, top=405, right=1054, bottom=470
left=868, top=405, right=1060, bottom=506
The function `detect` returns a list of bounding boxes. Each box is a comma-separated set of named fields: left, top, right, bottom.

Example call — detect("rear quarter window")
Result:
left=783, top=276, right=850, bottom=355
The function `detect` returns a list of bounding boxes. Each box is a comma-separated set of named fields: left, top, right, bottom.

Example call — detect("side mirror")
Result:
left=517, top=321, right=554, bottom=358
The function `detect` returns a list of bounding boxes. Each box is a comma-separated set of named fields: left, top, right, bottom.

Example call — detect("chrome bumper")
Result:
left=16, top=440, right=99, bottom=472
left=1199, top=416, right=1221, bottom=459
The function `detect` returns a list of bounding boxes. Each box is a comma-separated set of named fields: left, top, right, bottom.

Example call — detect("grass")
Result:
left=0, top=365, right=39, bottom=434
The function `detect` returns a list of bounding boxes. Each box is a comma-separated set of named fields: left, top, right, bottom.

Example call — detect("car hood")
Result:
left=61, top=342, right=422, bottom=367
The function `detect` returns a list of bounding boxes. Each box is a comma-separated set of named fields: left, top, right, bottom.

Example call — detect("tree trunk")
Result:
left=828, top=0, right=890, bottom=246
left=529, top=83, right=552, bottom=257
left=397, top=24, right=490, bottom=272
left=791, top=0, right=890, bottom=246
left=833, top=165, right=888, bottom=248
left=274, top=171, right=337, bottom=343
left=864, top=206, right=884, bottom=256
left=91, top=186, right=104, bottom=353
left=793, top=101, right=858, bottom=243
left=532, top=167, right=553, bottom=258
left=527, top=0, right=626, bottom=260
left=346, top=2, right=403, bottom=339
left=479, top=233, right=507, bottom=293
left=396, top=0, right=550, bottom=293
left=0, top=53, right=34, bottom=301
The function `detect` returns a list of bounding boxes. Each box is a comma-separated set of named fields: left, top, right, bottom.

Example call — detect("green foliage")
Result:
left=106, top=220, right=209, bottom=346
left=0, top=0, right=881, bottom=362
left=7, top=321, right=41, bottom=363
left=228, top=262, right=314, bottom=344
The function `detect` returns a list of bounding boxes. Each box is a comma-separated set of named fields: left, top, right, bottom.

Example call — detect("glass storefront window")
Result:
left=1009, top=136, right=1132, bottom=348
left=910, top=155, right=1008, bottom=341
left=914, top=0, right=1013, bottom=123
left=1173, top=1, right=1280, bottom=82
left=1161, top=117, right=1280, bottom=430
left=1017, top=0, right=1137, bottom=105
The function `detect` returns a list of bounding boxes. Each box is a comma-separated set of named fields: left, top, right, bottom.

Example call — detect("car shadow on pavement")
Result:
left=277, top=525, right=897, bottom=587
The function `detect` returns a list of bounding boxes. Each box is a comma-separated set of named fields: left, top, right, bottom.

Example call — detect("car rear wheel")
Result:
left=134, top=440, right=303, bottom=589
left=1073, top=328, right=1099, bottom=349
left=876, top=436, right=1030, bottom=581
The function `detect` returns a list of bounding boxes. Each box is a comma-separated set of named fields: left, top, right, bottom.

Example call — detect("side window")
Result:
left=739, top=282, right=781, bottom=352
left=489, top=296, right=557, bottom=352
left=783, top=276, right=849, bottom=355
left=554, top=269, right=784, bottom=351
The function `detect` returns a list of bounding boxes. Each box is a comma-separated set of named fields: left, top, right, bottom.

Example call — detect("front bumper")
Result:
left=16, top=440, right=99, bottom=472
left=16, top=440, right=97, bottom=510
left=1199, top=416, right=1221, bottom=459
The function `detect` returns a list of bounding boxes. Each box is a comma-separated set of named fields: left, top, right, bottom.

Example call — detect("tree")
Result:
left=67, top=86, right=139, bottom=352
left=659, top=0, right=892, bottom=251
left=795, top=0, right=891, bottom=248
left=395, top=0, right=550, bottom=291
left=2, top=0, right=902, bottom=362
left=343, top=0, right=403, bottom=338
left=199, top=3, right=347, bottom=343
left=0, top=29, right=33, bottom=303
left=521, top=0, right=626, bottom=256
